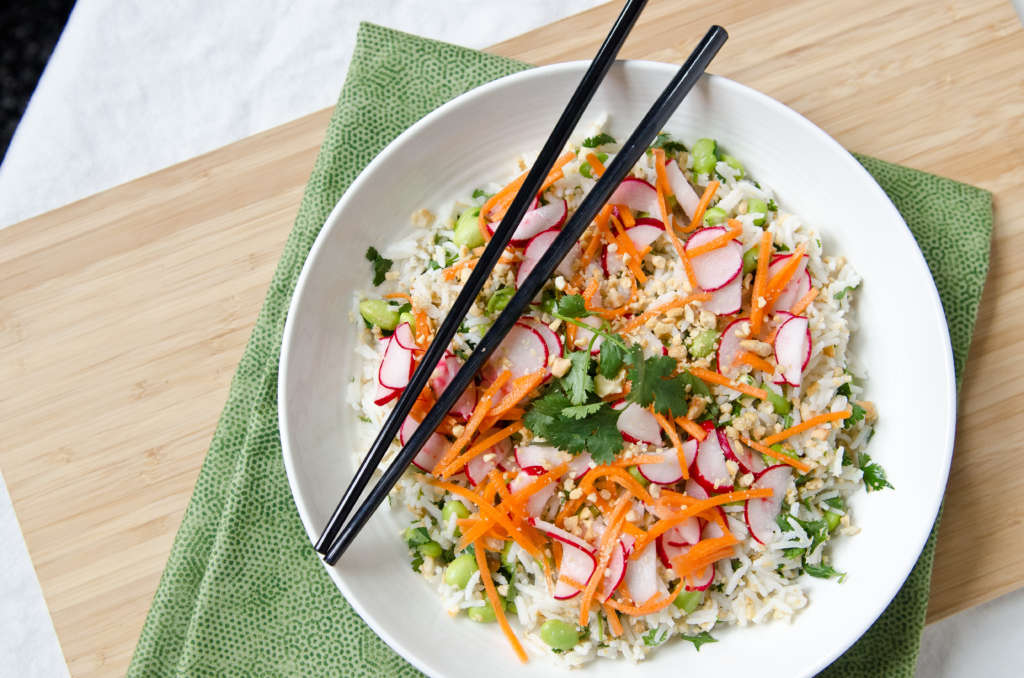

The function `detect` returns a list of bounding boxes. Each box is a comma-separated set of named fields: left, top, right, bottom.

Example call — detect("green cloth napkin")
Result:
left=127, top=22, right=992, bottom=678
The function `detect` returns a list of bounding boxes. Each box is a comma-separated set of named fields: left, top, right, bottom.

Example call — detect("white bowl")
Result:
left=279, top=61, right=955, bottom=677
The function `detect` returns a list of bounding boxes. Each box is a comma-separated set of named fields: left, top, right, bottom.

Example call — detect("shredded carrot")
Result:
left=612, top=454, right=665, bottom=467
left=734, top=350, right=775, bottom=374
left=578, top=465, right=654, bottom=505
left=671, top=534, right=739, bottom=578
left=635, top=488, right=774, bottom=552
left=458, top=464, right=569, bottom=549
left=582, top=278, right=599, bottom=306
left=477, top=152, right=576, bottom=241
left=434, top=370, right=509, bottom=471
left=414, top=309, right=431, bottom=348
left=652, top=149, right=674, bottom=229
left=749, top=230, right=774, bottom=335
left=441, top=257, right=478, bottom=281
left=424, top=478, right=540, bottom=557
left=619, top=205, right=635, bottom=229
left=602, top=603, right=624, bottom=636
left=606, top=579, right=687, bottom=616
left=652, top=410, right=690, bottom=481
left=740, top=436, right=812, bottom=473
left=762, top=243, right=808, bottom=312
left=490, top=369, right=546, bottom=418
left=673, top=414, right=707, bottom=441
left=688, top=366, right=768, bottom=400
left=474, top=540, right=528, bottom=662
left=439, top=421, right=522, bottom=479
left=759, top=410, right=852, bottom=447
left=617, top=291, right=711, bottom=333
left=609, top=213, right=647, bottom=283
left=684, top=219, right=743, bottom=257
left=383, top=292, right=412, bottom=303
left=588, top=277, right=637, bottom=320
left=585, top=152, right=606, bottom=177
left=684, top=180, right=720, bottom=233
left=790, top=286, right=819, bottom=316
left=579, top=494, right=632, bottom=625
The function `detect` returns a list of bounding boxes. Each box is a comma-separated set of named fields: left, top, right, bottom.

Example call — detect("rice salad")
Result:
left=347, top=124, right=890, bottom=665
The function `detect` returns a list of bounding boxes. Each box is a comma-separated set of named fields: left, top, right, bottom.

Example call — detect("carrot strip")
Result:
left=434, top=370, right=510, bottom=471
left=477, top=152, right=576, bottom=241
left=618, top=291, right=711, bottom=333
left=439, top=422, right=522, bottom=479
left=619, top=205, right=635, bottom=229
left=579, top=465, right=654, bottom=505
left=749, top=230, right=774, bottom=335
left=673, top=414, right=707, bottom=441
left=458, top=463, right=570, bottom=548
left=688, top=366, right=768, bottom=400
left=634, top=488, right=774, bottom=552
left=684, top=180, right=720, bottom=233
left=610, top=214, right=648, bottom=283
left=684, top=219, right=743, bottom=257
left=579, top=494, right=632, bottom=625
left=740, top=436, right=812, bottom=473
left=414, top=309, right=431, bottom=347
left=442, top=257, right=478, bottom=281
left=671, top=535, right=738, bottom=578
left=734, top=350, right=775, bottom=374
left=474, top=541, right=528, bottom=663
left=585, top=152, right=606, bottom=177
left=424, top=478, right=539, bottom=557
left=652, top=411, right=690, bottom=480
left=763, top=243, right=808, bottom=309
left=384, top=292, right=412, bottom=302
left=602, top=603, right=624, bottom=636
left=790, top=286, right=819, bottom=316
left=612, top=454, right=666, bottom=467
left=606, top=579, right=687, bottom=616
left=759, top=410, right=853, bottom=447
left=490, top=369, right=546, bottom=418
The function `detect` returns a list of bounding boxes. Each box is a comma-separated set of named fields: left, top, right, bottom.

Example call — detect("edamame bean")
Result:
left=444, top=553, right=478, bottom=588
left=358, top=299, right=400, bottom=330
left=486, top=286, right=515, bottom=314
left=689, top=329, right=719, bottom=359
left=673, top=589, right=703, bottom=613
left=398, top=311, right=416, bottom=332
left=453, top=207, right=484, bottom=248
left=703, top=206, right=728, bottom=226
left=747, top=197, right=769, bottom=226
left=501, top=540, right=516, bottom=569
left=691, top=138, right=718, bottom=175
left=627, top=466, right=650, bottom=487
left=539, top=619, right=580, bottom=651
left=762, top=386, right=791, bottom=415
left=722, top=154, right=745, bottom=179
left=825, top=511, right=842, bottom=532
left=418, top=541, right=442, bottom=558
left=468, top=601, right=497, bottom=623
left=743, top=247, right=759, bottom=275
left=442, top=500, right=470, bottom=523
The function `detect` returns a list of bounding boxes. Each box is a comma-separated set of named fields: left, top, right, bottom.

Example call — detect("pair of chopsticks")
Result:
left=317, top=7, right=728, bottom=564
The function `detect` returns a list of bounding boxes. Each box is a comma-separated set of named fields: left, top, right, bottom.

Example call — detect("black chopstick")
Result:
left=323, top=25, right=729, bottom=564
left=314, top=0, right=649, bottom=555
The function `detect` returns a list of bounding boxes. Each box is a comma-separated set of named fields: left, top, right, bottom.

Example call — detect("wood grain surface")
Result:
left=1, top=1, right=1021, bottom=675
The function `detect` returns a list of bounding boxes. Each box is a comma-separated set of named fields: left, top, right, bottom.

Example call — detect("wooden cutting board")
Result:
left=2, top=1, right=1022, bottom=676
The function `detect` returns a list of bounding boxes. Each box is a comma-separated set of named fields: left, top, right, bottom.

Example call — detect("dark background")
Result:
left=1, top=0, right=76, bottom=162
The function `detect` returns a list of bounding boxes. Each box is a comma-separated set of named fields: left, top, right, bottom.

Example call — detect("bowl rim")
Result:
left=279, top=58, right=956, bottom=678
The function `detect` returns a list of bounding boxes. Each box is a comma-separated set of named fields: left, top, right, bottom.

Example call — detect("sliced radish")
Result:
left=650, top=501, right=700, bottom=546
left=488, top=322, right=548, bottom=379
left=685, top=226, right=743, bottom=291
left=393, top=322, right=418, bottom=351
left=608, top=177, right=659, bottom=216
left=767, top=254, right=811, bottom=313
left=516, top=227, right=579, bottom=287
left=685, top=478, right=709, bottom=501
left=400, top=416, right=449, bottom=473
left=719, top=431, right=766, bottom=476
left=599, top=539, right=628, bottom=601
left=624, top=542, right=664, bottom=605
left=378, top=336, right=413, bottom=389
left=638, top=446, right=688, bottom=485
left=431, top=355, right=477, bottom=421
left=660, top=538, right=692, bottom=572
left=532, top=519, right=597, bottom=600
left=685, top=563, right=715, bottom=591
left=519, top=317, right=563, bottom=361
left=514, top=445, right=567, bottom=476
left=373, top=382, right=399, bottom=406
left=716, top=317, right=750, bottom=377
left=745, top=464, right=793, bottom=545
left=773, top=315, right=811, bottom=386
left=510, top=472, right=556, bottom=517
left=616, top=402, right=663, bottom=445
left=465, top=439, right=512, bottom=486
left=568, top=451, right=593, bottom=481
left=693, top=430, right=735, bottom=494
left=664, top=159, right=701, bottom=218
left=487, top=198, right=567, bottom=244
left=603, top=218, right=665, bottom=276
left=703, top=271, right=743, bottom=316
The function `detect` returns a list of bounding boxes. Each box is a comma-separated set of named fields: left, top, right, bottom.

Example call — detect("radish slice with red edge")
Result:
left=624, top=542, right=663, bottom=605
left=516, top=226, right=579, bottom=287
left=378, top=335, right=413, bottom=389
left=568, top=452, right=593, bottom=481
left=532, top=518, right=597, bottom=600
left=449, top=384, right=477, bottom=422
left=767, top=254, right=810, bottom=313
left=660, top=538, right=692, bottom=572
left=745, top=464, right=793, bottom=545
left=373, top=382, right=399, bottom=406
left=716, top=317, right=750, bottom=377
left=393, top=322, right=418, bottom=351
left=608, top=177, right=660, bottom=216
left=509, top=471, right=557, bottom=517
left=615, top=402, right=663, bottom=445
left=399, top=415, right=450, bottom=472
left=519, top=317, right=562, bottom=362
left=664, top=159, right=701, bottom=218
left=685, top=563, right=715, bottom=591
left=685, top=226, right=743, bottom=291
left=703, top=271, right=743, bottom=316
left=692, top=430, right=735, bottom=494
left=514, top=444, right=567, bottom=476
left=685, top=478, right=709, bottom=501
left=719, top=431, right=766, bottom=475
left=602, top=218, right=665, bottom=276
left=650, top=501, right=700, bottom=546
left=465, top=437, right=512, bottom=486
left=773, top=315, right=811, bottom=386
left=488, top=322, right=548, bottom=379
left=511, top=198, right=567, bottom=244
left=638, top=444, right=692, bottom=485
left=599, top=539, right=629, bottom=601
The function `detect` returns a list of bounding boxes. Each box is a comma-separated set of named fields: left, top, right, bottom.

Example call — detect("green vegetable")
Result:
left=418, top=541, right=442, bottom=558
left=553, top=293, right=588, bottom=318
left=762, top=385, right=791, bottom=415
left=582, top=133, right=616, bottom=148
left=579, top=152, right=608, bottom=179
left=539, top=619, right=580, bottom=651
left=691, top=138, right=718, bottom=175
left=486, top=286, right=515, bottom=314
left=358, top=299, right=400, bottom=330
left=824, top=511, right=842, bottom=532
left=767, top=199, right=778, bottom=211
left=523, top=390, right=623, bottom=464
left=468, top=601, right=497, bottom=623
left=561, top=402, right=603, bottom=419
left=625, top=347, right=689, bottom=415
left=471, top=188, right=490, bottom=200
left=398, top=311, right=416, bottom=332
left=688, top=329, right=719, bottom=358
left=442, top=500, right=470, bottom=524
left=444, top=553, right=478, bottom=588
left=627, top=466, right=650, bottom=487
left=703, top=206, right=728, bottom=225
left=721, top=154, right=745, bottom=178
left=804, top=562, right=846, bottom=581
left=844, top=402, right=867, bottom=429
left=364, top=246, right=393, bottom=286
left=453, top=207, right=484, bottom=248
left=673, top=589, right=703, bottom=613
left=680, top=631, right=717, bottom=651
left=652, top=132, right=687, bottom=154
left=642, top=628, right=668, bottom=647
left=742, top=246, right=759, bottom=275
left=747, top=197, right=769, bottom=226
left=858, top=453, right=893, bottom=492
left=563, top=351, right=594, bottom=405
left=597, top=339, right=624, bottom=378
left=402, top=526, right=431, bottom=548
left=501, top=540, right=516, bottom=570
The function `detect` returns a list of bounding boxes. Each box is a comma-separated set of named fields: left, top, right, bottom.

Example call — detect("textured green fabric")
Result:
left=127, top=22, right=992, bottom=678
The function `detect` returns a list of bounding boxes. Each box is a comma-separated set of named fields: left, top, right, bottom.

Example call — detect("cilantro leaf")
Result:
left=402, top=526, right=431, bottom=547
left=523, top=391, right=622, bottom=463
left=598, top=339, right=624, bottom=378
left=804, top=562, right=846, bottom=582
left=563, top=351, right=594, bottom=405
left=837, top=379, right=852, bottom=397
left=561, top=402, right=603, bottom=420
left=582, top=132, right=616, bottom=148
left=844, top=403, right=866, bottom=429
left=641, top=628, right=668, bottom=647
left=858, top=453, right=894, bottom=492
left=652, top=131, right=687, bottom=154
left=472, top=188, right=490, bottom=200
left=625, top=349, right=689, bottom=415
left=767, top=199, right=778, bottom=211
left=679, top=631, right=717, bottom=651
left=555, top=294, right=589, bottom=318
left=365, top=246, right=392, bottom=286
